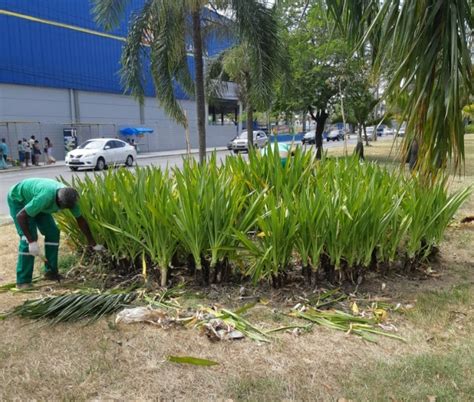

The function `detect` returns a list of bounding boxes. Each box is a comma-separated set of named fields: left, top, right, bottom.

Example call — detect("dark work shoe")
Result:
left=44, top=271, right=64, bottom=282
left=16, top=283, right=33, bottom=290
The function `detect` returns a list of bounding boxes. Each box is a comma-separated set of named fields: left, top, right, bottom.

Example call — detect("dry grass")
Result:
left=0, top=136, right=473, bottom=400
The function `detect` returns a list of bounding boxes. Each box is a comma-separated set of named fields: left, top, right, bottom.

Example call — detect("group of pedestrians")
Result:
left=0, top=136, right=56, bottom=170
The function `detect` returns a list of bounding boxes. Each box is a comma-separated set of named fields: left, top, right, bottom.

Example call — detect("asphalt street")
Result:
left=0, top=138, right=364, bottom=216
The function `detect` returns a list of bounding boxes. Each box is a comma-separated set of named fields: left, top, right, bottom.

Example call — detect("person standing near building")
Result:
left=29, top=136, right=36, bottom=165
left=1, top=138, right=9, bottom=163
left=7, top=178, right=103, bottom=288
left=33, top=140, right=42, bottom=166
left=23, top=138, right=31, bottom=167
left=17, top=140, right=25, bottom=167
left=44, top=137, right=56, bottom=164
left=0, top=139, right=8, bottom=169
left=0, top=140, right=7, bottom=170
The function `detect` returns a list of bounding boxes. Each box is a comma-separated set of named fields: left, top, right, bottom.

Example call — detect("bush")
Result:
left=57, top=145, right=470, bottom=287
left=464, top=124, right=474, bottom=134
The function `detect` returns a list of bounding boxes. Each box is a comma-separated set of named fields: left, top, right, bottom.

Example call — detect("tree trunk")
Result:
left=310, top=110, right=328, bottom=159
left=245, top=75, right=254, bottom=149
left=354, top=124, right=364, bottom=159
left=363, top=124, right=369, bottom=146
left=247, top=104, right=254, bottom=149
left=408, top=139, right=419, bottom=171
left=191, top=9, right=206, bottom=164
left=302, top=111, right=307, bottom=132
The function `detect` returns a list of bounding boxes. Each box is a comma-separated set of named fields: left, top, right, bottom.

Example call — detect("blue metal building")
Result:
left=0, top=0, right=238, bottom=159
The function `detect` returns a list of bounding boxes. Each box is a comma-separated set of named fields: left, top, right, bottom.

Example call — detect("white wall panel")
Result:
left=0, top=84, right=70, bottom=122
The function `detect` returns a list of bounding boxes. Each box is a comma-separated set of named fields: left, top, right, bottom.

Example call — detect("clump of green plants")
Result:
left=57, top=144, right=470, bottom=287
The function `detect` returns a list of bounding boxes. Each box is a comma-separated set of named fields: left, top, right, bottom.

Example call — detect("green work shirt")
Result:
left=8, top=178, right=81, bottom=218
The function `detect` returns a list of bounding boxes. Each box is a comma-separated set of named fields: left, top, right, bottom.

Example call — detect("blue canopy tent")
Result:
left=120, top=127, right=154, bottom=136
left=119, top=128, right=154, bottom=153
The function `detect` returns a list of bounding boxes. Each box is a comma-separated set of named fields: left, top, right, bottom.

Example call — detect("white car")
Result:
left=382, top=127, right=394, bottom=136
left=230, top=130, right=268, bottom=153
left=327, top=129, right=343, bottom=141
left=397, top=125, right=406, bottom=137
left=65, top=138, right=137, bottom=171
left=302, top=130, right=316, bottom=145
left=365, top=126, right=376, bottom=140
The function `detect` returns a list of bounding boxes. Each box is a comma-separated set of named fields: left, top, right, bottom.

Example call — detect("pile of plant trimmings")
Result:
left=57, top=146, right=470, bottom=287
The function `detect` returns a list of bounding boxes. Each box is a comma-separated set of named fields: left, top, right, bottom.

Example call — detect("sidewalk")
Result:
left=0, top=146, right=228, bottom=174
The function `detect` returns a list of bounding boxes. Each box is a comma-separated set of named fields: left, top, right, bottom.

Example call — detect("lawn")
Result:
left=0, top=136, right=473, bottom=401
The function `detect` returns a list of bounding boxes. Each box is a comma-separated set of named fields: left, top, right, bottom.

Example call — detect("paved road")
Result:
left=0, top=151, right=228, bottom=216
left=0, top=137, right=366, bottom=216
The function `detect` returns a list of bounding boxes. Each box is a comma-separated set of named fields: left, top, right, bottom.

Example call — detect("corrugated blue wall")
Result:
left=0, top=0, right=232, bottom=98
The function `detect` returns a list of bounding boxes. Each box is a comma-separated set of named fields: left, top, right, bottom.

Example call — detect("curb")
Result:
left=0, top=147, right=229, bottom=174
left=135, top=147, right=228, bottom=160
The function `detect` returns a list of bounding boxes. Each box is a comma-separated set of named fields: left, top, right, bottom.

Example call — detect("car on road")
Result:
left=365, top=125, right=394, bottom=139
left=229, top=130, right=268, bottom=153
left=327, top=129, right=343, bottom=141
left=381, top=127, right=394, bottom=136
left=302, top=130, right=315, bottom=145
left=365, top=126, right=385, bottom=140
left=397, top=124, right=406, bottom=137
left=65, top=138, right=137, bottom=171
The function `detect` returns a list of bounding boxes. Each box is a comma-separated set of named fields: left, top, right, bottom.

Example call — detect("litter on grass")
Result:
left=116, top=306, right=177, bottom=327
left=167, top=355, right=219, bottom=366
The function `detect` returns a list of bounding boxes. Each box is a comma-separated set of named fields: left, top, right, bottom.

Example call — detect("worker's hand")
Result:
left=28, top=241, right=40, bottom=256
left=92, top=244, right=105, bottom=252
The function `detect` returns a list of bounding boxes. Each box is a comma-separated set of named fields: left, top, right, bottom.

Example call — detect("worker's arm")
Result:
left=75, top=216, right=96, bottom=247
left=16, top=209, right=35, bottom=243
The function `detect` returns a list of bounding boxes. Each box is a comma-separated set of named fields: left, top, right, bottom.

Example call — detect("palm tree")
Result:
left=206, top=39, right=282, bottom=148
left=327, top=0, right=473, bottom=175
left=92, top=0, right=280, bottom=163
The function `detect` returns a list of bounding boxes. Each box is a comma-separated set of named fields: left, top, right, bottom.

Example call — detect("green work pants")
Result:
left=8, top=198, right=60, bottom=284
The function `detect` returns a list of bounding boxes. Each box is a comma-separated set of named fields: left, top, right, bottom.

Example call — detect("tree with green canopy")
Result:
left=275, top=2, right=352, bottom=158
left=206, top=30, right=283, bottom=149
left=92, top=0, right=280, bottom=163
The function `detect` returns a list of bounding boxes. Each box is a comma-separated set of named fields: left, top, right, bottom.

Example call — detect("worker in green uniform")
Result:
left=7, top=178, right=102, bottom=289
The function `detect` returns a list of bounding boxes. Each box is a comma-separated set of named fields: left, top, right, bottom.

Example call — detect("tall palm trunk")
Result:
left=192, top=9, right=206, bottom=164
left=245, top=74, right=254, bottom=149
left=246, top=105, right=254, bottom=149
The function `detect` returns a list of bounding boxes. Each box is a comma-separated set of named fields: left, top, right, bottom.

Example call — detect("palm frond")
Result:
left=231, top=0, right=282, bottom=106
left=8, top=292, right=137, bottom=324
left=119, top=0, right=155, bottom=105
left=328, top=0, right=473, bottom=174
left=149, top=1, right=191, bottom=127
left=205, top=52, right=230, bottom=103
left=92, top=0, right=131, bottom=31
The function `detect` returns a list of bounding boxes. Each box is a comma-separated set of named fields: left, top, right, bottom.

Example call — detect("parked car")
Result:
left=302, top=130, right=330, bottom=144
left=327, top=129, right=343, bottom=141
left=302, top=130, right=315, bottom=145
left=381, top=126, right=394, bottom=136
left=229, top=130, right=268, bottom=153
left=364, top=126, right=384, bottom=140
left=397, top=125, right=406, bottom=137
left=65, top=138, right=137, bottom=171
left=365, top=126, right=376, bottom=140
